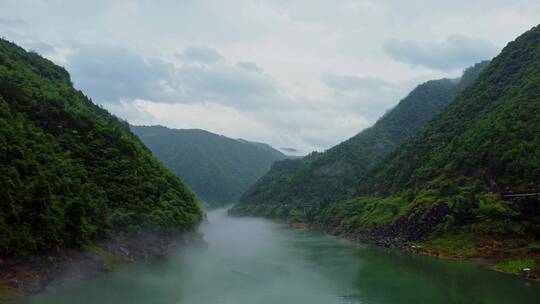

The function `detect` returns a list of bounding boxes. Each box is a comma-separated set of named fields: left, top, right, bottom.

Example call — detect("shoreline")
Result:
left=306, top=222, right=539, bottom=282
left=0, top=231, right=205, bottom=302
left=259, top=215, right=540, bottom=282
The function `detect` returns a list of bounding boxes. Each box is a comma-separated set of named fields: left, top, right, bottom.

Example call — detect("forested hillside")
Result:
left=314, top=25, right=540, bottom=270
left=232, top=25, right=540, bottom=276
left=0, top=39, right=202, bottom=258
left=237, top=61, right=488, bottom=208
left=131, top=126, right=286, bottom=207
left=364, top=26, right=540, bottom=195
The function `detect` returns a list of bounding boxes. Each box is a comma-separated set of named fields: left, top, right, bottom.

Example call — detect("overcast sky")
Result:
left=1, top=0, right=539, bottom=154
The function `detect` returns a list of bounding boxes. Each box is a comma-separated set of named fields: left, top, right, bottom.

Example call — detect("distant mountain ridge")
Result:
left=131, top=125, right=286, bottom=207
left=237, top=61, right=489, bottom=208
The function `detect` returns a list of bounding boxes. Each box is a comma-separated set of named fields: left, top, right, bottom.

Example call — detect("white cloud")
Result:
left=1, top=0, right=539, bottom=152
left=104, top=97, right=372, bottom=154
left=176, top=46, right=224, bottom=65
left=321, top=73, right=395, bottom=91
left=236, top=61, right=263, bottom=73
left=383, top=34, right=498, bottom=70
left=68, top=45, right=173, bottom=102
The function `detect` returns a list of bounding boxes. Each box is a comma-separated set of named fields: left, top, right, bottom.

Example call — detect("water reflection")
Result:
left=17, top=209, right=540, bottom=304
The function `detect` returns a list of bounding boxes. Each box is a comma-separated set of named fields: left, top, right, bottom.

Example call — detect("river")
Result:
left=17, top=209, right=540, bottom=304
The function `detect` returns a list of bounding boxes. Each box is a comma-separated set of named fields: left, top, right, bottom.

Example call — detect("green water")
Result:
left=17, top=209, right=540, bottom=304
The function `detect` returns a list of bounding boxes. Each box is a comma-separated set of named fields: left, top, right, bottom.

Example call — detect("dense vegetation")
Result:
left=232, top=25, right=540, bottom=276
left=0, top=39, right=202, bottom=258
left=364, top=26, right=540, bottom=195
left=131, top=125, right=286, bottom=207
left=238, top=61, right=488, bottom=208
left=350, top=24, right=540, bottom=252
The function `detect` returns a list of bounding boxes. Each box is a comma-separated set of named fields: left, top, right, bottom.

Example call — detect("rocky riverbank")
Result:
left=230, top=205, right=540, bottom=282
left=316, top=217, right=540, bottom=282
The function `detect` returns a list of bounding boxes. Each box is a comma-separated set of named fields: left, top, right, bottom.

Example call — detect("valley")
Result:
left=12, top=210, right=540, bottom=304
left=1, top=3, right=539, bottom=303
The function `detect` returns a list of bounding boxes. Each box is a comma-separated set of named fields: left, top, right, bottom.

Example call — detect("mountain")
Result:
left=316, top=25, right=540, bottom=272
left=233, top=25, right=540, bottom=276
left=131, top=125, right=286, bottom=207
left=0, top=39, right=202, bottom=258
left=236, top=61, right=488, bottom=209
left=350, top=24, right=540, bottom=237
left=364, top=27, right=540, bottom=195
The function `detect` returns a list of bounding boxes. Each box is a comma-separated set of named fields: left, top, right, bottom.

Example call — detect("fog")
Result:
left=17, top=209, right=540, bottom=304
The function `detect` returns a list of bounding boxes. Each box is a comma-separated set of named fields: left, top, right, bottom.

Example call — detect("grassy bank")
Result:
left=229, top=191, right=540, bottom=280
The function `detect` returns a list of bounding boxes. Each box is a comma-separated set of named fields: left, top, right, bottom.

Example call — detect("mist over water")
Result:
left=18, top=209, right=540, bottom=304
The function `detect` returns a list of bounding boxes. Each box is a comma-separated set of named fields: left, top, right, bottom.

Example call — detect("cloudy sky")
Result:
left=1, top=0, right=539, bottom=154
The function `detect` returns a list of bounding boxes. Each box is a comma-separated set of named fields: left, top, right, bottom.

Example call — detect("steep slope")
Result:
left=311, top=25, right=540, bottom=277
left=365, top=26, right=540, bottom=195
left=131, top=125, right=286, bottom=207
left=236, top=61, right=488, bottom=209
left=231, top=25, right=540, bottom=278
left=0, top=39, right=202, bottom=258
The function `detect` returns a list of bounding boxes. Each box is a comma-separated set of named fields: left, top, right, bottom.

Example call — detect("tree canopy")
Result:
left=0, top=39, right=202, bottom=257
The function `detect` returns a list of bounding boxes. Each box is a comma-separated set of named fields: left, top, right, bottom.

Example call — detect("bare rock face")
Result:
left=361, top=204, right=451, bottom=246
